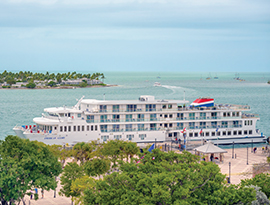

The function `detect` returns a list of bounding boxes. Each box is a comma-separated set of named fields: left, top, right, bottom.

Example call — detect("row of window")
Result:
left=101, top=134, right=147, bottom=141
left=187, top=130, right=253, bottom=137
left=59, top=125, right=98, bottom=132
left=244, top=120, right=253, bottom=126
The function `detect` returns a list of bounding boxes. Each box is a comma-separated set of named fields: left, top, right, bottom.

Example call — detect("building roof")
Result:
left=193, top=142, right=227, bottom=154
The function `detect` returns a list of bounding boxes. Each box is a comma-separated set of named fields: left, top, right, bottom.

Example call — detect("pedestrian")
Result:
left=254, top=147, right=257, bottom=153
left=210, top=154, right=214, bottom=162
left=34, top=187, right=38, bottom=195
left=41, top=189, right=44, bottom=198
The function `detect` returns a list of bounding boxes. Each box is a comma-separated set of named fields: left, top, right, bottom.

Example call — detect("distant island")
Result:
left=0, top=71, right=113, bottom=89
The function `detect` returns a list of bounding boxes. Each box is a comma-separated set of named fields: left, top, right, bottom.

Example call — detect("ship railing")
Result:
left=42, top=115, right=59, bottom=120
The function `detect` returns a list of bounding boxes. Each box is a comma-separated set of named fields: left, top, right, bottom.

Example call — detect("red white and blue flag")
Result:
left=199, top=129, right=203, bottom=134
left=190, top=98, right=214, bottom=107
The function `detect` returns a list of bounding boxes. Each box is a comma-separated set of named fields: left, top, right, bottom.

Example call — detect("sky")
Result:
left=0, top=0, right=269, bottom=73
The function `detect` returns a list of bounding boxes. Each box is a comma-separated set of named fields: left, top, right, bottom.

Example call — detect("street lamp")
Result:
left=251, top=140, right=253, bottom=153
left=228, top=162, right=231, bottom=184
left=247, top=146, right=249, bottom=165
left=232, top=141, right=234, bottom=159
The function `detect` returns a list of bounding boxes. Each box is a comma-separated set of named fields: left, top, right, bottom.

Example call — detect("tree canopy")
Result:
left=0, top=135, right=62, bottom=205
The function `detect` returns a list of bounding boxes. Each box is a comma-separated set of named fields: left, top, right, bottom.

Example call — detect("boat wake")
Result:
left=161, top=85, right=195, bottom=94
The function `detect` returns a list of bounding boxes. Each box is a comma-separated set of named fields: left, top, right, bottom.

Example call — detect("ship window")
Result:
left=60, top=126, right=63, bottom=132
left=113, top=124, right=120, bottom=132
left=150, top=114, right=156, bottom=121
left=68, top=113, right=70, bottom=117
left=126, top=114, right=132, bottom=122
left=113, top=115, right=120, bottom=122
left=162, top=105, right=166, bottom=109
left=194, top=133, right=198, bottom=137
left=160, top=114, right=162, bottom=117
left=211, top=112, right=217, bottom=117
left=113, top=105, right=120, bottom=112
left=138, top=124, right=144, bottom=131
left=78, top=114, right=81, bottom=118
left=169, top=133, right=172, bottom=137
left=217, top=132, right=220, bottom=136
left=68, top=126, right=71, bottom=132
left=233, top=131, right=237, bottom=135
left=206, top=132, right=209, bottom=136
left=114, top=135, right=122, bottom=139
left=78, top=126, right=80, bottom=131
left=189, top=133, right=193, bottom=137
left=249, top=130, right=252, bottom=134
left=137, top=114, right=144, bottom=121
left=101, top=135, right=109, bottom=141
left=126, top=134, right=134, bottom=140
left=100, top=125, right=107, bottom=132
left=64, top=126, right=67, bottom=132
left=150, top=123, right=156, bottom=130
left=212, top=132, right=215, bottom=136
left=160, top=124, right=162, bottom=127
left=222, top=131, right=226, bottom=136
left=164, top=114, right=168, bottom=118
left=165, top=124, right=168, bottom=128
left=238, top=130, right=242, bottom=135
left=200, top=132, right=204, bottom=136
left=169, top=114, right=173, bottom=118
left=232, top=112, right=235, bottom=117
left=95, top=125, right=97, bottom=131
left=126, top=124, right=132, bottom=131
left=65, top=114, right=67, bottom=117
left=146, top=104, right=156, bottom=112
left=247, top=121, right=249, bottom=125
left=245, top=121, right=247, bottom=126
left=250, top=120, right=252, bottom=125
left=168, top=104, right=172, bottom=109
left=126, top=104, right=137, bottom=112
left=169, top=123, right=172, bottom=128
left=74, top=126, right=76, bottom=131
left=91, top=125, right=93, bottom=131
left=228, top=131, right=231, bottom=135
left=82, top=126, right=84, bottom=131
left=236, top=112, right=239, bottom=116
left=87, top=125, right=89, bottom=131
left=244, top=130, right=247, bottom=135
left=55, top=126, right=57, bottom=130
left=223, top=112, right=226, bottom=117
left=139, top=134, right=146, bottom=140
left=227, top=112, right=230, bottom=117
left=99, top=105, right=107, bottom=113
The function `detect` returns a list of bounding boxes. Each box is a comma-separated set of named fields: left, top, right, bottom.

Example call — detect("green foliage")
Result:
left=79, top=82, right=87, bottom=87
left=26, top=82, right=36, bottom=89
left=84, top=158, right=110, bottom=178
left=0, top=135, right=62, bottom=204
left=59, top=162, right=84, bottom=198
left=247, top=185, right=270, bottom=204
left=47, top=80, right=56, bottom=87
left=83, top=149, right=256, bottom=205
left=72, top=141, right=97, bottom=164
left=241, top=173, right=270, bottom=198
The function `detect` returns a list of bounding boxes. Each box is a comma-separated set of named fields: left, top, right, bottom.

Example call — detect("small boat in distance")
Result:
left=206, top=73, right=211, bottom=80
left=153, top=82, right=161, bottom=87
left=214, top=73, right=218, bottom=79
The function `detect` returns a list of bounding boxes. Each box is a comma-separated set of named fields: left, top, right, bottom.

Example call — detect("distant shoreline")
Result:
left=0, top=84, right=118, bottom=90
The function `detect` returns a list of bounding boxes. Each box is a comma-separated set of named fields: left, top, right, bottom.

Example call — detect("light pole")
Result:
left=251, top=140, right=253, bottom=153
left=247, top=146, right=249, bottom=165
left=155, top=138, right=156, bottom=149
left=228, top=162, right=231, bottom=184
left=232, top=141, right=234, bottom=159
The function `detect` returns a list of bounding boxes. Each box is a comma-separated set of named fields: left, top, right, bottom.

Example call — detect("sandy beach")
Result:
left=23, top=146, right=269, bottom=205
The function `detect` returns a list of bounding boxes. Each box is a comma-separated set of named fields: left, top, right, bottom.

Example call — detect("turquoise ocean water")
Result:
left=0, top=72, right=270, bottom=146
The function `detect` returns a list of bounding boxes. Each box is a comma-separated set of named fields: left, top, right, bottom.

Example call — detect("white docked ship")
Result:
left=13, top=96, right=266, bottom=146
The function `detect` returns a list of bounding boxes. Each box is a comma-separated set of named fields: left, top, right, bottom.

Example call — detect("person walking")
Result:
left=41, top=189, right=44, bottom=198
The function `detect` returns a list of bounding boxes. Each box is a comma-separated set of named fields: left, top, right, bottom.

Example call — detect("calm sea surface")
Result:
left=1, top=72, right=270, bottom=145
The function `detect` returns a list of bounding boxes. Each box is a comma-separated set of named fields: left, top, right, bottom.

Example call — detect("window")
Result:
left=162, top=105, right=166, bottom=109
left=212, top=132, right=215, bottom=136
left=250, top=120, right=252, bottom=126
left=101, top=135, right=109, bottom=141
left=232, top=112, right=235, bottom=117
left=77, top=126, right=80, bottom=131
left=164, top=114, right=168, bottom=118
left=86, top=115, right=94, bottom=123
left=64, top=126, right=67, bottom=132
left=60, top=126, right=63, bottom=132
left=73, top=126, right=76, bottom=131
left=126, top=135, right=134, bottom=140
left=221, top=121, right=228, bottom=127
left=150, top=123, right=156, bottom=130
left=194, top=133, right=198, bottom=137
left=68, top=126, right=71, bottom=132
left=126, top=114, right=132, bottom=122
left=82, top=126, right=84, bottom=131
left=168, top=104, right=172, bottom=109
left=99, top=105, right=107, bottom=113
left=146, top=104, right=156, bottom=111
left=137, top=114, right=144, bottom=121
left=78, top=114, right=81, bottom=118
left=200, top=113, right=206, bottom=118
left=217, top=132, right=220, bottom=136
left=113, top=115, right=120, bottom=122
left=189, top=122, right=195, bottom=129
left=177, top=113, right=184, bottom=119
left=189, top=133, right=193, bottom=137
left=114, top=135, right=122, bottom=139
left=233, top=131, right=237, bottom=135
left=211, top=121, right=217, bottom=127
left=227, top=112, right=230, bottom=117
left=200, top=122, right=206, bottom=128
left=211, top=112, right=217, bottom=118
left=206, top=132, right=209, bottom=136
left=177, top=123, right=183, bottom=129
left=138, top=124, right=144, bottom=131
left=100, top=125, right=107, bottom=132
left=126, top=124, right=132, bottom=131
left=228, top=131, right=231, bottom=135
left=169, top=114, right=173, bottom=118
left=169, top=123, right=173, bottom=128
left=150, top=114, right=156, bottom=121
left=87, top=125, right=89, bottom=131
left=95, top=125, right=97, bottom=131
left=113, top=124, right=120, bottom=132
left=200, top=132, right=204, bottom=136
left=223, top=112, right=226, bottom=117
left=236, top=112, right=239, bottom=117
left=100, top=115, right=107, bottom=122
left=139, top=134, right=146, bottom=140
left=249, top=130, right=252, bottom=134
left=238, top=130, right=242, bottom=135
left=113, top=105, right=120, bottom=112
left=189, top=113, right=195, bottom=120
left=244, top=130, right=247, bottom=135
left=126, top=104, right=137, bottom=112
left=223, top=131, right=226, bottom=136
left=91, top=125, right=93, bottom=131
